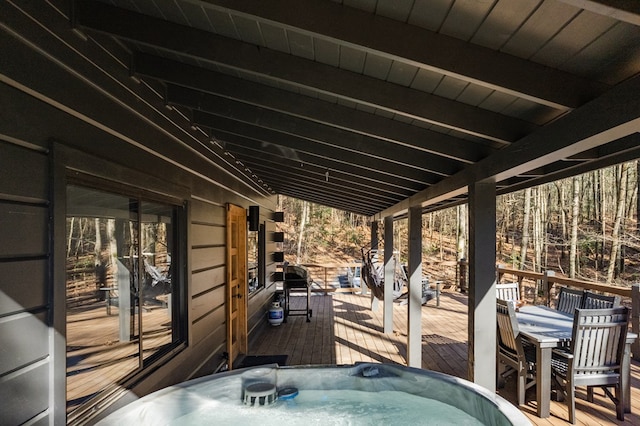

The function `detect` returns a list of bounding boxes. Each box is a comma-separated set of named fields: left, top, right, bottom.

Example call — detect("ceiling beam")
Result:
left=243, top=160, right=402, bottom=204
left=373, top=75, right=640, bottom=220
left=216, top=133, right=429, bottom=193
left=170, top=88, right=462, bottom=177
left=74, top=0, right=537, bottom=144
left=269, top=184, right=379, bottom=215
left=236, top=151, right=413, bottom=200
left=497, top=134, right=640, bottom=194
left=197, top=0, right=609, bottom=109
left=557, top=0, right=640, bottom=26
left=194, top=112, right=439, bottom=185
left=249, top=173, right=386, bottom=213
left=141, top=56, right=493, bottom=162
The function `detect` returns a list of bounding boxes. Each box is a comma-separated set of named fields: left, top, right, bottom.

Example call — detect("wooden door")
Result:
left=226, top=203, right=248, bottom=368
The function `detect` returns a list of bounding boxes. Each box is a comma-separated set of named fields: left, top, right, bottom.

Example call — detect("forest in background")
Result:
left=277, top=160, right=640, bottom=288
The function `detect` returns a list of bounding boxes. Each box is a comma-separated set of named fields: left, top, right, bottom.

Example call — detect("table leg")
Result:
left=536, top=345, right=551, bottom=418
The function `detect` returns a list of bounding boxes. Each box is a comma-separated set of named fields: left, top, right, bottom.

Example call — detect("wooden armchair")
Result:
left=556, top=286, right=585, bottom=315
left=496, top=299, right=536, bottom=405
left=551, top=307, right=629, bottom=424
left=496, top=282, right=520, bottom=303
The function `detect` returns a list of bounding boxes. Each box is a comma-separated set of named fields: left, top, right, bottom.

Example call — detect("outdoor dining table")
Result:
left=516, top=305, right=636, bottom=418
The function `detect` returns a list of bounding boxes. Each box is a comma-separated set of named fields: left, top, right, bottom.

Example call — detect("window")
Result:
left=65, top=184, right=185, bottom=415
left=247, top=223, right=265, bottom=295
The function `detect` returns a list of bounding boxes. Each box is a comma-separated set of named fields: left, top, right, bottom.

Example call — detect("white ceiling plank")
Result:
left=232, top=14, right=264, bottom=46
left=375, top=0, right=414, bottom=22
left=339, top=45, right=366, bottom=73
left=408, top=0, right=453, bottom=31
left=287, top=30, right=314, bottom=60
left=472, top=0, right=540, bottom=50
left=260, top=22, right=289, bottom=53
left=314, top=38, right=340, bottom=67
left=363, top=53, right=393, bottom=80
left=439, top=0, right=496, bottom=41
left=501, top=1, right=580, bottom=59
left=532, top=10, right=618, bottom=68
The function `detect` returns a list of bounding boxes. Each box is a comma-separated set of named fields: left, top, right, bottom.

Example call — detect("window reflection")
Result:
left=65, top=185, right=181, bottom=414
left=248, top=229, right=259, bottom=294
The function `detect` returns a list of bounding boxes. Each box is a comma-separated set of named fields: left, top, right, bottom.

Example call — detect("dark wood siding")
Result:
left=0, top=3, right=278, bottom=424
left=0, top=138, right=51, bottom=426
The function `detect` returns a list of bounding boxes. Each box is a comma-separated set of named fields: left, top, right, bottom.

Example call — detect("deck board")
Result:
left=250, top=291, right=640, bottom=426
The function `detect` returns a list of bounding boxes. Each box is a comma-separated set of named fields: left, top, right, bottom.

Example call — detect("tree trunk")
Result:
left=296, top=201, right=308, bottom=263
left=67, top=217, right=75, bottom=258
left=600, top=169, right=607, bottom=268
left=533, top=188, right=540, bottom=272
left=555, top=182, right=567, bottom=260
left=569, top=176, right=580, bottom=278
left=457, top=204, right=467, bottom=261
left=520, top=188, right=532, bottom=270
left=607, top=163, right=629, bottom=282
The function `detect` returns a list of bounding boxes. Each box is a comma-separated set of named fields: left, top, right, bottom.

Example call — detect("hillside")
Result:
left=277, top=196, right=640, bottom=289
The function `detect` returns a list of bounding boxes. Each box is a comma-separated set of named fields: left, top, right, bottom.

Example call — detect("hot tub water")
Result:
left=173, top=389, right=484, bottom=425
left=97, top=363, right=531, bottom=426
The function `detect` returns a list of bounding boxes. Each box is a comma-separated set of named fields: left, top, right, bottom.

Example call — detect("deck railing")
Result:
left=298, top=263, right=363, bottom=293
left=495, top=265, right=640, bottom=361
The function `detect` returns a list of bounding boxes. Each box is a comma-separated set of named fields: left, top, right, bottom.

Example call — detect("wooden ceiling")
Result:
left=72, top=0, right=640, bottom=218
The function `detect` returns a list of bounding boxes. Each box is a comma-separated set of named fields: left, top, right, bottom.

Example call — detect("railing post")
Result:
left=543, top=270, right=555, bottom=307
left=632, top=284, right=640, bottom=361
left=458, top=258, right=467, bottom=293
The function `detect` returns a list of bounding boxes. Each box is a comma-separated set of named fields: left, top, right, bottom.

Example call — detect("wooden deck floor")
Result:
left=250, top=290, right=640, bottom=425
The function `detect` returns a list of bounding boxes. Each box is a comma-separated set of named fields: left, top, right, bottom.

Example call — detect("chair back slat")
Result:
left=496, top=282, right=520, bottom=302
left=582, top=291, right=620, bottom=309
left=556, top=287, right=585, bottom=314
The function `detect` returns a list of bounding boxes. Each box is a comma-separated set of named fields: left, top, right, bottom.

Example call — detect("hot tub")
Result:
left=97, top=363, right=531, bottom=425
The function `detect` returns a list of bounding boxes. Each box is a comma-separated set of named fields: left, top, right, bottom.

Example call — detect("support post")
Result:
left=407, top=206, right=422, bottom=368
left=383, top=216, right=394, bottom=334
left=543, top=270, right=555, bottom=307
left=632, top=284, right=640, bottom=361
left=368, top=221, right=378, bottom=311
left=468, top=180, right=496, bottom=391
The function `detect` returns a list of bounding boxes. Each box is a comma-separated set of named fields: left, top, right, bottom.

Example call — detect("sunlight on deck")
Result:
left=251, top=291, right=640, bottom=426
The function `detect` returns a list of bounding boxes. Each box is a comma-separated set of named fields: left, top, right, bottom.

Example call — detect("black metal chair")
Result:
left=496, top=299, right=536, bottom=405
left=556, top=286, right=585, bottom=315
left=582, top=290, right=620, bottom=309
left=551, top=307, right=629, bottom=424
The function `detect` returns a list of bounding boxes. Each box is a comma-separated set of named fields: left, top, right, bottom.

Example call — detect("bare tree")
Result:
left=569, top=176, right=580, bottom=278
left=457, top=204, right=467, bottom=261
left=296, top=200, right=308, bottom=263
left=519, top=188, right=532, bottom=270
left=607, top=163, right=629, bottom=282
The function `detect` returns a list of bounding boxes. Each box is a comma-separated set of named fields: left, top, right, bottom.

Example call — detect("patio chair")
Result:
left=551, top=307, right=629, bottom=424
left=496, top=299, right=536, bottom=405
left=496, top=282, right=520, bottom=303
left=582, top=290, right=620, bottom=309
left=556, top=286, right=585, bottom=315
